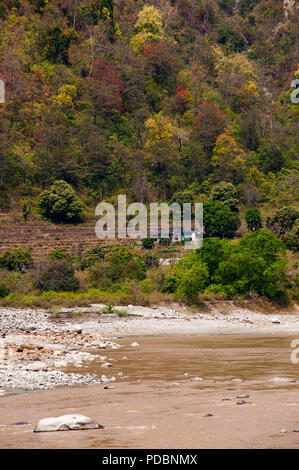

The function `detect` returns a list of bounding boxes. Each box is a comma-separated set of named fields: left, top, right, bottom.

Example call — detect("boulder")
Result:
left=33, top=414, right=103, bottom=432
left=26, top=362, right=48, bottom=372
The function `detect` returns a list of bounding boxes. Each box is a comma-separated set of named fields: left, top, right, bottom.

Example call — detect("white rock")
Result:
left=121, top=356, right=127, bottom=360
left=33, top=414, right=103, bottom=432
left=190, top=377, right=203, bottom=382
left=53, top=361, right=67, bottom=368
left=131, top=342, right=139, bottom=347
left=26, top=362, right=48, bottom=372
left=231, top=378, right=243, bottom=383
left=101, top=362, right=113, bottom=368
left=268, top=377, right=296, bottom=383
left=98, top=342, right=121, bottom=350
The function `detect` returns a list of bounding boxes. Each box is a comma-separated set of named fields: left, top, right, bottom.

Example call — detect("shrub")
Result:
left=48, top=249, right=72, bottom=261
left=0, top=248, right=33, bottom=272
left=139, top=278, right=157, bottom=294
left=159, top=237, right=171, bottom=246
left=142, top=237, right=155, bottom=249
left=143, top=252, right=160, bottom=269
left=0, top=284, right=10, bottom=298
left=204, top=201, right=241, bottom=238
left=35, top=259, right=79, bottom=292
left=105, top=246, right=146, bottom=281
left=80, top=244, right=107, bottom=270
left=39, top=180, right=84, bottom=223
left=245, top=207, right=262, bottom=231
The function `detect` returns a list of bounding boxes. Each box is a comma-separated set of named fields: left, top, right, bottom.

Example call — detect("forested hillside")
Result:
left=0, top=0, right=298, bottom=211
left=0, top=0, right=299, bottom=307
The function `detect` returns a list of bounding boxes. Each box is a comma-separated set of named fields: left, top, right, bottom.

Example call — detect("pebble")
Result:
left=268, top=377, right=296, bottom=383
left=237, top=394, right=249, bottom=399
left=203, top=413, right=213, bottom=417
left=232, top=378, right=243, bottom=383
left=101, top=362, right=113, bottom=368
left=280, top=429, right=288, bottom=433
left=236, top=400, right=247, bottom=405
left=190, top=377, right=203, bottom=382
left=131, top=342, right=139, bottom=347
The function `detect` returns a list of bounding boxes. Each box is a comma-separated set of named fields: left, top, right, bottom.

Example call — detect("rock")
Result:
left=121, top=356, right=127, bottom=360
left=104, top=385, right=116, bottom=390
left=268, top=377, right=296, bottom=383
left=98, top=341, right=121, bottom=350
left=26, top=362, right=48, bottom=372
left=10, top=422, right=29, bottom=426
left=101, top=362, right=113, bottom=368
left=190, top=377, right=203, bottom=382
left=280, top=429, right=288, bottom=433
left=236, top=400, right=247, bottom=405
left=131, top=342, right=139, bottom=347
left=271, top=318, right=280, bottom=324
left=170, top=382, right=181, bottom=386
left=203, top=413, right=213, bottom=417
left=33, top=414, right=103, bottom=432
left=53, top=361, right=67, bottom=368
left=221, top=398, right=231, bottom=401
left=237, top=394, right=249, bottom=399
left=231, top=378, right=243, bottom=383
left=293, top=429, right=299, bottom=433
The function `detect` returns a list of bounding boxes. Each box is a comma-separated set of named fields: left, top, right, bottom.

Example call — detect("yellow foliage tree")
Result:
left=50, top=84, right=77, bottom=110
left=130, top=6, right=163, bottom=53
left=145, top=113, right=174, bottom=144
left=212, top=127, right=246, bottom=183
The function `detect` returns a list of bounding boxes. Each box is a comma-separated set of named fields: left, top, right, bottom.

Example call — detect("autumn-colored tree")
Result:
left=87, top=56, right=125, bottom=121
left=193, top=102, right=225, bottom=152
left=130, top=6, right=163, bottom=54
left=211, top=127, right=246, bottom=184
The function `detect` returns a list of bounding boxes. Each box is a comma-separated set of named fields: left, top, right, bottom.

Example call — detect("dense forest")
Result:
left=0, top=0, right=298, bottom=307
left=0, top=0, right=298, bottom=210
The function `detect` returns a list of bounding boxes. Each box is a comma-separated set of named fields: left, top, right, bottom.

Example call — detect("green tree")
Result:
left=211, top=182, right=239, bottom=212
left=266, top=207, right=299, bottom=236
left=105, top=246, right=146, bottom=281
left=39, top=180, right=84, bottom=224
left=245, top=207, right=262, bottom=231
left=204, top=201, right=241, bottom=238
left=0, top=248, right=33, bottom=272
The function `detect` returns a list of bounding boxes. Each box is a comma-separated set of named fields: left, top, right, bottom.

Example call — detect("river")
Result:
left=0, top=334, right=298, bottom=448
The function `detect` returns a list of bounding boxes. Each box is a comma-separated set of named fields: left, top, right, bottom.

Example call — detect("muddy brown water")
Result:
left=0, top=334, right=299, bottom=448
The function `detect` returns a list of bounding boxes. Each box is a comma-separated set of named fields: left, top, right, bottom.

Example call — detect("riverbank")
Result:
left=0, top=303, right=299, bottom=393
